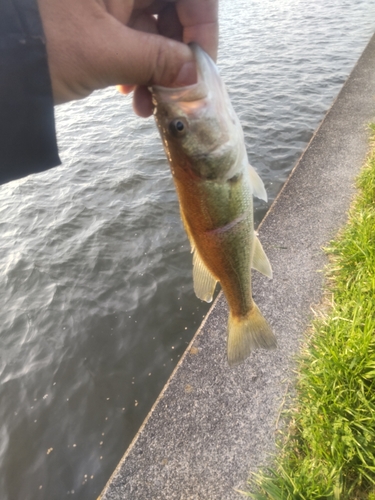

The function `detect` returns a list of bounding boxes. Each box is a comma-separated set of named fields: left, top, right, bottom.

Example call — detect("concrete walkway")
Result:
left=100, top=33, right=375, bottom=500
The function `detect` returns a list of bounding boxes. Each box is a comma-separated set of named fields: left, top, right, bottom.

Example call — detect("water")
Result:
left=1, top=0, right=375, bottom=498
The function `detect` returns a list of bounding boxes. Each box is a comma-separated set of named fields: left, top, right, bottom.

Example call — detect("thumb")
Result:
left=95, top=16, right=197, bottom=88
left=40, top=0, right=198, bottom=104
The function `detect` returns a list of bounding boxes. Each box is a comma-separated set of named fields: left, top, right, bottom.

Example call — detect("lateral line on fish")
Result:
left=206, top=213, right=246, bottom=235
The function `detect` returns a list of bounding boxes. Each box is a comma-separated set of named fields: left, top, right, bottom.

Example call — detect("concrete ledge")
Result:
left=100, top=33, right=375, bottom=500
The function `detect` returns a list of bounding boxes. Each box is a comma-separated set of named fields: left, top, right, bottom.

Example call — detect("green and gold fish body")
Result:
left=153, top=44, right=276, bottom=365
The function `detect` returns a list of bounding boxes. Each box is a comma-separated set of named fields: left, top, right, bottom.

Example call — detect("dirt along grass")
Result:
left=245, top=124, right=375, bottom=499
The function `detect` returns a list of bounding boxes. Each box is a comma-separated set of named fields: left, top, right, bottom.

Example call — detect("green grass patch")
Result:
left=245, top=124, right=375, bottom=500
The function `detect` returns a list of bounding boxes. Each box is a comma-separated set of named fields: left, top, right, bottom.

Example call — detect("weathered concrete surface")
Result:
left=100, top=33, right=375, bottom=500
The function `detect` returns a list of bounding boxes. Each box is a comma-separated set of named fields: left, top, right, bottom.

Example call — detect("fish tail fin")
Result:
left=227, top=302, right=276, bottom=366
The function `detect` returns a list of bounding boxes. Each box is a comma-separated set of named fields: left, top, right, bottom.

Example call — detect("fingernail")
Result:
left=117, top=84, right=135, bottom=95
left=172, top=61, right=197, bottom=87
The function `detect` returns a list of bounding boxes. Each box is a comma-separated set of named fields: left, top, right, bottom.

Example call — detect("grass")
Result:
left=245, top=124, right=375, bottom=499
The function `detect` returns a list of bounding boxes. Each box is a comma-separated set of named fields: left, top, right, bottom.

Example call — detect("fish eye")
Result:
left=169, top=118, right=188, bottom=137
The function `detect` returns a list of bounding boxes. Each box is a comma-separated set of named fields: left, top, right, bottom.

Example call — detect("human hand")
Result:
left=37, top=0, right=218, bottom=116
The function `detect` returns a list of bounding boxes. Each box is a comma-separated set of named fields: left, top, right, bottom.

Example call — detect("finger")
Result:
left=104, top=0, right=134, bottom=24
left=133, top=85, right=153, bottom=117
left=140, top=0, right=177, bottom=15
left=129, top=11, right=158, bottom=33
left=133, top=0, right=156, bottom=8
left=117, top=84, right=136, bottom=94
left=157, top=3, right=183, bottom=41
left=176, top=0, right=218, bottom=60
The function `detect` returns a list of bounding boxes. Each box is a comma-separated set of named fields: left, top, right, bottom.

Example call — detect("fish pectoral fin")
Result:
left=193, top=250, right=218, bottom=303
left=249, top=164, right=268, bottom=202
left=179, top=208, right=195, bottom=253
left=252, top=236, right=273, bottom=278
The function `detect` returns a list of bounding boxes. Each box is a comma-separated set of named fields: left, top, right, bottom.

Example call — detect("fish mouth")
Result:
left=152, top=44, right=221, bottom=104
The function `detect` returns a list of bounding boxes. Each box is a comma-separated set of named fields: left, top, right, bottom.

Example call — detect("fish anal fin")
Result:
left=249, top=164, right=267, bottom=202
left=227, top=302, right=276, bottom=366
left=193, top=250, right=217, bottom=303
left=252, top=236, right=273, bottom=278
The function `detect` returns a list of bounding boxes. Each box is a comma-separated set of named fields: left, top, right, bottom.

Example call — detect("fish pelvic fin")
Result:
left=179, top=208, right=195, bottom=253
left=252, top=236, right=273, bottom=278
left=227, top=302, right=276, bottom=366
left=249, top=164, right=267, bottom=202
left=180, top=208, right=217, bottom=302
left=193, top=250, right=218, bottom=303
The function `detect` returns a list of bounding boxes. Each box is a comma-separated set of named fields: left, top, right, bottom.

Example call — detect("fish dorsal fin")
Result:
left=252, top=236, right=273, bottom=278
left=193, top=250, right=218, bottom=303
left=249, top=164, right=268, bottom=202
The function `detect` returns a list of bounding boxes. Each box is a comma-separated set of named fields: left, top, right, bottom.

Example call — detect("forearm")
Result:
left=0, top=0, right=60, bottom=185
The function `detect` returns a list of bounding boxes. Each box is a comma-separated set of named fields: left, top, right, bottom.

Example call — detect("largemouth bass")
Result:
left=152, top=44, right=276, bottom=366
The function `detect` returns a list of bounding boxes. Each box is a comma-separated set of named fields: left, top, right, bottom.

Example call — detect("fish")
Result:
left=152, top=44, right=276, bottom=366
